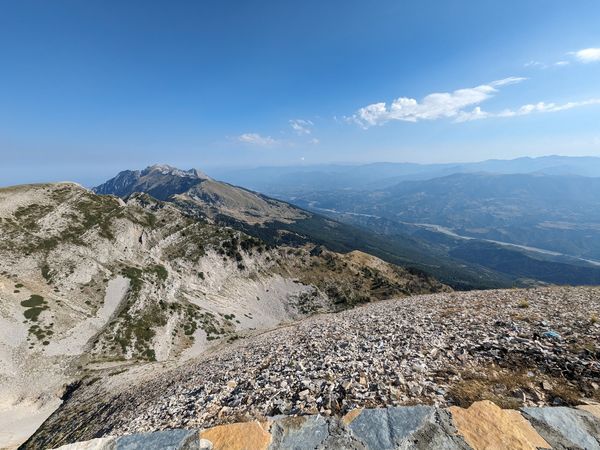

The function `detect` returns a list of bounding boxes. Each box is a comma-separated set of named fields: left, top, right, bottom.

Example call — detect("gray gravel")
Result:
left=25, top=286, right=600, bottom=449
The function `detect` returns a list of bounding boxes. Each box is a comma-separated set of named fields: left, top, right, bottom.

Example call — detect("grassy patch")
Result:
left=518, top=299, right=530, bottom=309
left=448, top=366, right=584, bottom=408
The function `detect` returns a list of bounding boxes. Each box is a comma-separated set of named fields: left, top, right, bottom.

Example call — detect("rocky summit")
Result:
left=23, top=286, right=600, bottom=449
left=0, top=181, right=446, bottom=449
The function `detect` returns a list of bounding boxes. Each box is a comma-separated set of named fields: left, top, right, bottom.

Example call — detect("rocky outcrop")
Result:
left=49, top=401, right=600, bottom=449
left=0, top=182, right=448, bottom=449
left=23, top=286, right=600, bottom=449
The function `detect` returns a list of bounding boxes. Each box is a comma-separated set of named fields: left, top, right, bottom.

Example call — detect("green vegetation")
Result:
left=113, top=305, right=167, bottom=361
left=217, top=213, right=506, bottom=291
left=41, top=263, right=52, bottom=282
left=12, top=203, right=54, bottom=232
left=21, top=295, right=51, bottom=341
left=71, top=194, right=124, bottom=240
left=450, top=241, right=600, bottom=286
left=107, top=263, right=177, bottom=361
left=11, top=189, right=126, bottom=255
left=120, top=264, right=168, bottom=296
left=146, top=264, right=168, bottom=282
left=120, top=266, right=143, bottom=296
left=21, top=294, right=45, bottom=308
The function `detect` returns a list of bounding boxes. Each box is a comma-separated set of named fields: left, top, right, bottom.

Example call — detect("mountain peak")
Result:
left=142, top=164, right=210, bottom=180
left=93, top=164, right=211, bottom=200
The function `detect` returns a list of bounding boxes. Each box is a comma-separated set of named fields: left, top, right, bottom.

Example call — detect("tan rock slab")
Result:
left=578, top=404, right=600, bottom=420
left=448, top=400, right=550, bottom=450
left=342, top=408, right=363, bottom=426
left=200, top=420, right=272, bottom=450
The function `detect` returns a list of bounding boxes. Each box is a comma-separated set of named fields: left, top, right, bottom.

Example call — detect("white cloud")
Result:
left=457, top=98, right=600, bottom=122
left=525, top=60, right=570, bottom=69
left=489, top=77, right=526, bottom=87
left=236, top=133, right=278, bottom=146
left=350, top=77, right=526, bottom=128
left=289, top=119, right=314, bottom=135
left=455, top=106, right=490, bottom=122
left=525, top=60, right=543, bottom=68
left=526, top=47, right=599, bottom=68
left=309, top=138, right=320, bottom=145
left=573, top=48, right=600, bottom=63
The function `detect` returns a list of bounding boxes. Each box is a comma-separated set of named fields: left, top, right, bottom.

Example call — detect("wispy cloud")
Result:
left=289, top=119, right=313, bottom=135
left=572, top=48, right=600, bottom=63
left=349, top=77, right=526, bottom=128
left=525, top=47, right=600, bottom=68
left=457, top=99, right=600, bottom=122
left=525, top=60, right=570, bottom=69
left=236, top=133, right=278, bottom=146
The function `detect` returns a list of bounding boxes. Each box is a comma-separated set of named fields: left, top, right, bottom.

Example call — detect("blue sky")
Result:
left=1, top=0, right=600, bottom=185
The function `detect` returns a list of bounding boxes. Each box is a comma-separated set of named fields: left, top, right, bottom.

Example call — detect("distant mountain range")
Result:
left=211, top=155, right=600, bottom=195
left=4, top=160, right=600, bottom=447
left=94, top=162, right=600, bottom=289
left=210, top=156, right=600, bottom=287
left=94, top=165, right=505, bottom=289
left=285, top=172, right=600, bottom=259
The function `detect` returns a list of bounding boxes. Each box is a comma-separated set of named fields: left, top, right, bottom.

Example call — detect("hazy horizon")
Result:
left=3, top=153, right=600, bottom=188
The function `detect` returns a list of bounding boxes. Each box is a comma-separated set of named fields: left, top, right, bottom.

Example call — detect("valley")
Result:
left=216, top=159, right=600, bottom=288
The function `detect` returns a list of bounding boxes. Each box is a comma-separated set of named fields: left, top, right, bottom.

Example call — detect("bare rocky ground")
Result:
left=25, top=286, right=600, bottom=449
left=0, top=182, right=447, bottom=449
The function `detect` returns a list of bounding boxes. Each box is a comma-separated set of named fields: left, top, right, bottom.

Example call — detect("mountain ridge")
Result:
left=92, top=164, right=600, bottom=289
left=0, top=181, right=448, bottom=448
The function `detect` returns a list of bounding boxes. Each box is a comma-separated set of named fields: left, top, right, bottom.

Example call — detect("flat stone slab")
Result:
left=269, top=415, right=330, bottom=449
left=345, top=405, right=468, bottom=450
left=522, top=406, right=600, bottom=450
left=449, top=400, right=550, bottom=450
left=51, top=403, right=600, bottom=450
left=114, top=429, right=198, bottom=450
left=199, top=421, right=272, bottom=450
left=52, top=437, right=116, bottom=450
left=579, top=404, right=600, bottom=421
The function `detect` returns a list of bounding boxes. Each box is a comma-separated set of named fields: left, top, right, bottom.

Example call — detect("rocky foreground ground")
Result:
left=51, top=401, right=600, bottom=450
left=25, top=286, right=600, bottom=449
